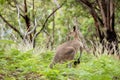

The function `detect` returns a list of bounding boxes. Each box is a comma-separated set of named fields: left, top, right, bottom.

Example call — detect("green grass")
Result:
left=0, top=41, right=120, bottom=80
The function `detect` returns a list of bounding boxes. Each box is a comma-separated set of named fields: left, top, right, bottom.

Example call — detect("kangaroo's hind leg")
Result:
left=63, top=47, right=76, bottom=68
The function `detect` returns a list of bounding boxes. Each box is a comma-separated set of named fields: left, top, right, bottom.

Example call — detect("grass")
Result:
left=0, top=40, right=120, bottom=80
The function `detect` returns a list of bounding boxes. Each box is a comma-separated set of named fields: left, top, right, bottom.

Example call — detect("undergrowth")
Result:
left=0, top=40, right=120, bottom=80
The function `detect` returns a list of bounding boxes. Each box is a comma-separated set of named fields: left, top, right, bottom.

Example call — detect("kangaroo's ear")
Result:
left=73, top=26, right=76, bottom=32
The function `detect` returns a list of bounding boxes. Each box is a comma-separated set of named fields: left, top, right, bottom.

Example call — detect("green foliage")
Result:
left=0, top=0, right=5, bottom=5
left=80, top=17, right=94, bottom=38
left=0, top=43, right=120, bottom=80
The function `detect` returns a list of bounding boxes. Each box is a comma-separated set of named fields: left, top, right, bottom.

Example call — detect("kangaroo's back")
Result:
left=49, top=26, right=82, bottom=68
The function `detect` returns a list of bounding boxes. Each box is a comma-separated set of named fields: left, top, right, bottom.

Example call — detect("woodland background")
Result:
left=0, top=0, right=120, bottom=80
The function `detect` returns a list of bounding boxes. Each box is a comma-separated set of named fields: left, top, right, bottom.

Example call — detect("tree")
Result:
left=0, top=0, right=64, bottom=48
left=77, top=0, right=119, bottom=54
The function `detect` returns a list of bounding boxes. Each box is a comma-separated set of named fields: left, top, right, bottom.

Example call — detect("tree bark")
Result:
left=77, top=0, right=118, bottom=54
left=24, top=0, right=32, bottom=42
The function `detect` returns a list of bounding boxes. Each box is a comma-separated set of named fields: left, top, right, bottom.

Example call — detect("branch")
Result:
left=24, top=0, right=27, bottom=13
left=32, top=2, right=65, bottom=48
left=78, top=0, right=103, bottom=27
left=25, top=18, right=37, bottom=36
left=20, top=13, right=25, bottom=19
left=23, top=0, right=32, bottom=42
left=96, top=0, right=106, bottom=28
left=54, top=0, right=63, bottom=15
left=23, top=0, right=31, bottom=31
left=13, top=0, right=24, bottom=34
left=77, top=0, right=104, bottom=41
left=7, top=0, right=16, bottom=8
left=34, top=2, right=64, bottom=39
left=77, top=0, right=93, bottom=9
left=0, top=14, right=23, bottom=39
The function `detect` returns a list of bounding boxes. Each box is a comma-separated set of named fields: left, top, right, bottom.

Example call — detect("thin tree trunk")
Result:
left=51, top=8, right=55, bottom=50
left=24, top=0, right=32, bottom=42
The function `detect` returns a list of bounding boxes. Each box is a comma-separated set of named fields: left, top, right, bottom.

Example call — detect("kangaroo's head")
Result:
left=68, top=26, right=80, bottom=40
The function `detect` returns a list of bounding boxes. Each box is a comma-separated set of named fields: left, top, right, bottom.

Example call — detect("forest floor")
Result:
left=0, top=41, right=120, bottom=80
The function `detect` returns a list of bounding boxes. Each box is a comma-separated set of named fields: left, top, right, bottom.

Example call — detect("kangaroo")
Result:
left=49, top=26, right=83, bottom=68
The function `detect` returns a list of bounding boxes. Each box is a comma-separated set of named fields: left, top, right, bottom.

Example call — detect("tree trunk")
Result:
left=98, top=0, right=118, bottom=54
left=77, top=0, right=119, bottom=54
